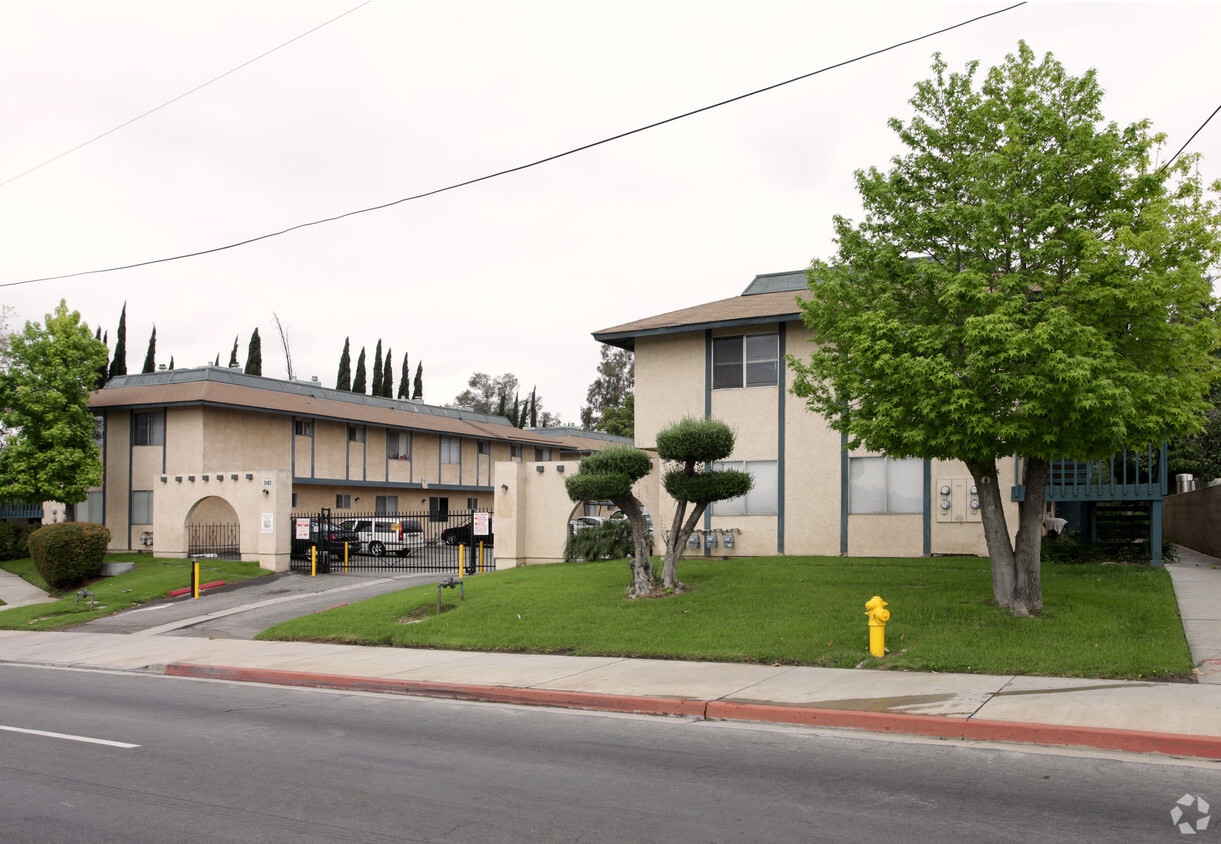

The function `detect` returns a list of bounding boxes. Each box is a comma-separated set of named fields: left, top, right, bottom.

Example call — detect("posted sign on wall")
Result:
left=473, top=512, right=490, bottom=537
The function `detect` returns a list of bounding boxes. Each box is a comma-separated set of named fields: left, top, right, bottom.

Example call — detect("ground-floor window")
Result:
left=429, top=496, right=449, bottom=521
left=78, top=490, right=104, bottom=524
left=336, top=493, right=352, bottom=509
left=131, top=490, right=154, bottom=524
left=710, top=461, right=778, bottom=516
left=375, top=495, right=397, bottom=514
left=849, top=456, right=923, bottom=514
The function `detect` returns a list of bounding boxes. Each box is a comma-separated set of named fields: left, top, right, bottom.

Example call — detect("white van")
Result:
left=339, top=518, right=427, bottom=557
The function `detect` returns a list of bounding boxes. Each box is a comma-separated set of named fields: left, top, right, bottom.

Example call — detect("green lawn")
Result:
left=0, top=554, right=270, bottom=631
left=258, top=556, right=1194, bottom=680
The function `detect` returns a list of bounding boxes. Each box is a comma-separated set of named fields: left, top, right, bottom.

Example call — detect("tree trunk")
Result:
left=1011, top=456, right=1047, bottom=615
left=967, top=457, right=1046, bottom=616
left=614, top=495, right=656, bottom=598
left=661, top=502, right=706, bottom=591
left=967, top=459, right=1016, bottom=609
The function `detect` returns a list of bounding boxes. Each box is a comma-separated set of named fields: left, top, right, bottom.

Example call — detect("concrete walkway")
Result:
left=2, top=549, right=1220, bottom=759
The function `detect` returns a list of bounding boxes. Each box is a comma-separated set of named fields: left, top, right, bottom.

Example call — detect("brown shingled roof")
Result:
left=90, top=372, right=573, bottom=448
left=593, top=289, right=810, bottom=349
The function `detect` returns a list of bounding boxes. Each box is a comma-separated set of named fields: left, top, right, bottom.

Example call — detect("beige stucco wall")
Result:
left=200, top=407, right=289, bottom=470
left=152, top=469, right=294, bottom=571
left=635, top=333, right=705, bottom=449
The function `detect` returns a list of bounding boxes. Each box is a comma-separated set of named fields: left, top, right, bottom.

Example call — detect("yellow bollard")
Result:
left=311, top=546, right=317, bottom=577
left=193, top=561, right=200, bottom=600
left=865, top=595, right=890, bottom=657
left=458, top=545, right=464, bottom=578
left=478, top=541, right=484, bottom=573
left=344, top=542, right=349, bottom=573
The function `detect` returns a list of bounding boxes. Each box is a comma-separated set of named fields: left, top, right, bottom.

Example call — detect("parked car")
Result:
left=569, top=515, right=606, bottom=535
left=441, top=517, right=494, bottom=546
left=339, top=518, right=426, bottom=557
left=609, top=508, right=654, bottom=532
left=290, top=521, right=362, bottom=560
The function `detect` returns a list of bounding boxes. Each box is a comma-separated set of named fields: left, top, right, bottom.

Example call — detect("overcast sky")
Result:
left=2, top=1, right=1218, bottom=422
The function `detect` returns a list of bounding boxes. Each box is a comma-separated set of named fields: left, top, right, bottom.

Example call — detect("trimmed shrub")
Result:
left=26, top=522, right=111, bottom=591
left=0, top=522, right=39, bottom=561
left=565, top=518, right=650, bottom=562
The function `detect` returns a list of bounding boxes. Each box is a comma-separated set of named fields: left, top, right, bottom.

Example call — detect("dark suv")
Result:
left=441, top=517, right=494, bottom=546
left=291, top=522, right=362, bottom=562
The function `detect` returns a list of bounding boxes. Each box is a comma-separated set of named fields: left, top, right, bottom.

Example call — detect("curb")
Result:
left=163, top=663, right=1221, bottom=760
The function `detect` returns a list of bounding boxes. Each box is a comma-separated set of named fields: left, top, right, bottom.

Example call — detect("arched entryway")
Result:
left=185, top=495, right=241, bottom=559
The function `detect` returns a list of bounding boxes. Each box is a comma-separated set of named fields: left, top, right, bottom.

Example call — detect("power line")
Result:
left=2, top=2, right=1027, bottom=289
left=0, top=1, right=371, bottom=190
left=1160, top=103, right=1221, bottom=173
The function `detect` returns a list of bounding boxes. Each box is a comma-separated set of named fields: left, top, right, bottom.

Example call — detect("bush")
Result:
left=0, top=522, right=39, bottom=561
left=1041, top=534, right=1178, bottom=566
left=26, top=522, right=111, bottom=591
left=565, top=519, right=650, bottom=562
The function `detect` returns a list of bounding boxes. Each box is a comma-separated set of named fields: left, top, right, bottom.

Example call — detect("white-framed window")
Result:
left=712, top=333, right=779, bottom=389
left=467, top=497, right=479, bottom=510
left=348, top=426, right=365, bottom=443
left=510, top=444, right=522, bottom=461
left=293, top=418, right=312, bottom=437
left=849, top=457, right=924, bottom=514
left=710, top=461, right=778, bottom=516
left=78, top=490, right=104, bottom=524
left=336, top=494, right=351, bottom=509
left=375, top=495, right=397, bottom=514
left=534, top=446, right=551, bottom=461
left=131, top=490, right=154, bottom=524
left=387, top=431, right=410, bottom=460
left=133, top=411, right=164, bottom=446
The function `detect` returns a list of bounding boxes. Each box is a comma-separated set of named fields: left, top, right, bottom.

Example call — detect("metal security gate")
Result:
left=187, top=523, right=241, bottom=560
left=289, top=509, right=494, bottom=574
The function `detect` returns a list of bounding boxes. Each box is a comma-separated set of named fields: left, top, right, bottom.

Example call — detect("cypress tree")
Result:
left=495, top=390, right=507, bottom=418
left=168, top=356, right=174, bottom=370
left=336, top=337, right=352, bottom=391
left=381, top=347, right=393, bottom=398
left=412, top=362, right=423, bottom=400
left=397, top=352, right=410, bottom=398
left=107, top=303, right=127, bottom=379
left=371, top=340, right=384, bottom=397
left=529, top=386, right=538, bottom=428
left=244, top=327, right=262, bottom=375
left=95, top=328, right=109, bottom=388
left=142, top=326, right=156, bottom=373
left=353, top=348, right=367, bottom=393
left=228, top=336, right=239, bottom=368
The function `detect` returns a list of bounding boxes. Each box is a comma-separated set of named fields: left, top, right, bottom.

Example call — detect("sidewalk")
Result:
left=2, top=550, right=1220, bottom=759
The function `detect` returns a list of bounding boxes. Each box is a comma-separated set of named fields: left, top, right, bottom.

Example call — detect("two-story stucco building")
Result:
left=591, top=269, right=1021, bottom=559
left=85, top=366, right=593, bottom=571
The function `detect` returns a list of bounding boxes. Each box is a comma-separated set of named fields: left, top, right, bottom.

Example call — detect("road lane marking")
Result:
left=0, top=725, right=140, bottom=748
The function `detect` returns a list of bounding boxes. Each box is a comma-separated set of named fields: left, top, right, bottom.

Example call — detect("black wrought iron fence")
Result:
left=288, top=509, right=494, bottom=574
left=186, top=523, right=241, bottom=560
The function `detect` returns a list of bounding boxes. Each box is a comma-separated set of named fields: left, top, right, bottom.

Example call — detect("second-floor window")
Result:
left=348, top=426, right=365, bottom=443
left=440, top=437, right=461, bottom=464
left=387, top=432, right=410, bottom=460
left=712, top=333, right=779, bottom=389
left=133, top=411, right=164, bottom=446
left=293, top=419, right=312, bottom=437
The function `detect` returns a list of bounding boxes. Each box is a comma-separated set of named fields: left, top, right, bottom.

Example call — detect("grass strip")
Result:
left=0, top=554, right=270, bottom=631
left=258, top=556, right=1193, bottom=680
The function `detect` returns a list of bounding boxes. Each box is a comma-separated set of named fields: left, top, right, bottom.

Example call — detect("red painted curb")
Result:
left=705, top=701, right=964, bottom=738
left=161, top=663, right=1221, bottom=759
left=168, top=581, right=226, bottom=598
left=163, top=664, right=708, bottom=718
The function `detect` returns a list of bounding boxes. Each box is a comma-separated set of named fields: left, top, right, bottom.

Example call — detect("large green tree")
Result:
left=788, top=44, right=1221, bottom=615
left=0, top=301, right=108, bottom=515
left=580, top=345, right=634, bottom=433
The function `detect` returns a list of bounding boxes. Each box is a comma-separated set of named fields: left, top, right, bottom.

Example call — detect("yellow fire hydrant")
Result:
left=865, top=595, right=890, bottom=657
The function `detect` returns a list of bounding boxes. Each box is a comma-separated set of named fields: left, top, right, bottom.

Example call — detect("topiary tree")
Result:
left=564, top=445, right=656, bottom=597
left=656, top=418, right=753, bottom=591
left=26, top=521, right=111, bottom=591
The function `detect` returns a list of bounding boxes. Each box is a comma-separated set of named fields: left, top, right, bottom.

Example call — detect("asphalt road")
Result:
left=78, top=569, right=449, bottom=638
left=2, top=664, right=1218, bottom=843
